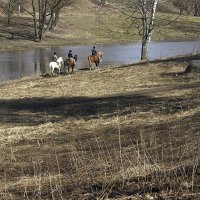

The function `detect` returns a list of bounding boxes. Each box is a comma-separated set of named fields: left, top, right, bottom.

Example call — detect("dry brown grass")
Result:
left=0, top=56, right=200, bottom=199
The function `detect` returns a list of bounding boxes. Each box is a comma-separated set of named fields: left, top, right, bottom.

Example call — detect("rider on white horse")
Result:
left=52, top=52, right=59, bottom=64
left=49, top=56, right=63, bottom=76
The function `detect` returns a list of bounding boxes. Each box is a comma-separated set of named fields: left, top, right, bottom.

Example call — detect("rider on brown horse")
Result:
left=68, top=50, right=76, bottom=65
left=88, top=47, right=103, bottom=70
left=64, top=50, right=78, bottom=74
left=92, top=46, right=97, bottom=55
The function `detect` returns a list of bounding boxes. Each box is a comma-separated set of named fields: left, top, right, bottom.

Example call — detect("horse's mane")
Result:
left=57, top=57, right=63, bottom=60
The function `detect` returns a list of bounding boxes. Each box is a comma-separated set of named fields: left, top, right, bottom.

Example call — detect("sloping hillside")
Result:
left=0, top=54, right=200, bottom=199
left=0, top=0, right=199, bottom=51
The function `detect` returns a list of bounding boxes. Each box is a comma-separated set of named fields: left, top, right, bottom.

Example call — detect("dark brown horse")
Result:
left=64, top=55, right=78, bottom=74
left=88, top=51, right=103, bottom=70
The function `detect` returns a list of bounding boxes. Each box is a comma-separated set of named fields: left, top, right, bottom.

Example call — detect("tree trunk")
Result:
left=194, top=0, right=200, bottom=16
left=32, top=0, right=39, bottom=40
left=141, top=39, right=148, bottom=60
left=141, top=0, right=148, bottom=60
left=101, top=0, right=105, bottom=6
left=7, top=0, right=13, bottom=25
left=17, top=0, right=21, bottom=14
left=53, top=10, right=60, bottom=27
left=148, top=0, right=158, bottom=41
left=140, top=0, right=158, bottom=60
left=38, top=0, right=48, bottom=40
left=49, top=10, right=59, bottom=30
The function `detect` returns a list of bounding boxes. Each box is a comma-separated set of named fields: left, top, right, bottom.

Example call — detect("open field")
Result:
left=0, top=54, right=200, bottom=199
left=0, top=0, right=200, bottom=199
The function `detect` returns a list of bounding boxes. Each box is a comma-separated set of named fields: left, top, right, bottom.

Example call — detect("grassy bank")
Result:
left=0, top=0, right=199, bottom=52
left=0, top=54, right=200, bottom=199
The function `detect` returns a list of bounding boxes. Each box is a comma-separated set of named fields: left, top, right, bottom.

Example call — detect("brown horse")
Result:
left=88, top=51, right=103, bottom=70
left=64, top=55, right=78, bottom=74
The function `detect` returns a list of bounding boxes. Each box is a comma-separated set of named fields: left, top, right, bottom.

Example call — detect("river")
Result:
left=0, top=40, right=199, bottom=83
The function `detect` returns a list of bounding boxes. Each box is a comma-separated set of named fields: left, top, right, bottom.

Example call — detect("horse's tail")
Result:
left=63, top=60, right=66, bottom=67
left=97, top=51, right=103, bottom=62
left=49, top=62, right=53, bottom=75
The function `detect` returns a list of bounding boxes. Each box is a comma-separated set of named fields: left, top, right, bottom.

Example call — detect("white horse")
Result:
left=49, top=57, right=64, bottom=76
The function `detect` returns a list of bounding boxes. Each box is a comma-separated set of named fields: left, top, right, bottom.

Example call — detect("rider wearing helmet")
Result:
left=52, top=52, right=58, bottom=62
left=91, top=46, right=97, bottom=55
left=52, top=52, right=59, bottom=64
left=68, top=50, right=76, bottom=65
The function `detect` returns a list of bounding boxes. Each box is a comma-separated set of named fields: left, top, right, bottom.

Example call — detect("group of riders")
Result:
left=52, top=46, right=98, bottom=65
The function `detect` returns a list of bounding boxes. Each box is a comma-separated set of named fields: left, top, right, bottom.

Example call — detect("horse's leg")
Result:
left=89, top=61, right=92, bottom=70
left=50, top=66, right=53, bottom=77
left=96, top=60, right=100, bottom=69
left=63, top=63, right=66, bottom=74
left=95, top=62, right=98, bottom=69
left=68, top=65, right=70, bottom=74
left=52, top=67, right=54, bottom=76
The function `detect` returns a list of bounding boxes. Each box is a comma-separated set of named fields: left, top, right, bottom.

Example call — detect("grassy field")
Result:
left=0, top=54, right=200, bottom=199
left=0, top=0, right=200, bottom=199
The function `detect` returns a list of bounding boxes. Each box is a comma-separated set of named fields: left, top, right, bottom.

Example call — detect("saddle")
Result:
left=65, top=58, right=75, bottom=66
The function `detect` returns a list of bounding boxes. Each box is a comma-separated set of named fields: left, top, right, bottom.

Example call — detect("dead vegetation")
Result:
left=0, top=54, right=200, bottom=199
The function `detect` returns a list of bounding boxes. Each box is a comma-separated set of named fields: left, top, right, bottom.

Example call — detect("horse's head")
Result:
left=57, top=57, right=64, bottom=66
left=74, top=55, right=78, bottom=62
left=97, top=51, right=103, bottom=62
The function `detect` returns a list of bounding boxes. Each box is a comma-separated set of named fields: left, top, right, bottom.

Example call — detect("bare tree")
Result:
left=0, top=0, right=16, bottom=24
left=141, top=0, right=158, bottom=60
left=17, top=0, right=21, bottom=14
left=108, top=0, right=158, bottom=60
left=22, top=0, right=75, bottom=41
left=173, top=0, right=200, bottom=16
left=101, top=0, right=182, bottom=60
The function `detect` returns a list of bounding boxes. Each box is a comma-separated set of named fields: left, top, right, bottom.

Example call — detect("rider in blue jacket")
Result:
left=92, top=46, right=97, bottom=55
left=68, top=50, right=76, bottom=65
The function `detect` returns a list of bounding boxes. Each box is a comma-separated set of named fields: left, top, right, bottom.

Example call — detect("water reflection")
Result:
left=0, top=40, right=199, bottom=83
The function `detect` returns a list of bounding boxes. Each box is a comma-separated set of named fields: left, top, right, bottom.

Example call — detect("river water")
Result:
left=0, top=40, right=199, bottom=83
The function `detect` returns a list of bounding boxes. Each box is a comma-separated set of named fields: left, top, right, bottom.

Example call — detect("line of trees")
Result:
left=173, top=0, right=200, bottom=16
left=0, top=0, right=18, bottom=24
left=0, top=0, right=76, bottom=41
